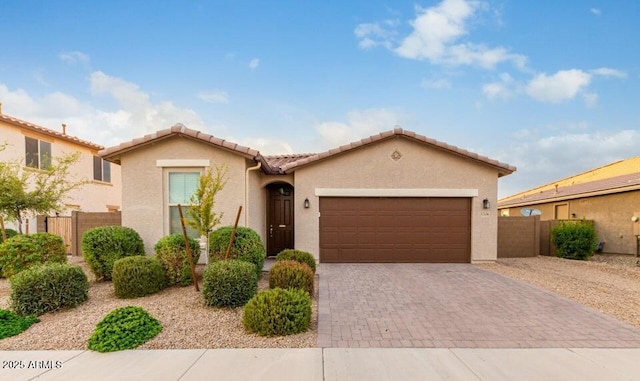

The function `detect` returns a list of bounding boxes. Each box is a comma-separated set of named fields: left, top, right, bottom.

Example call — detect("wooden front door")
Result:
left=267, top=184, right=294, bottom=256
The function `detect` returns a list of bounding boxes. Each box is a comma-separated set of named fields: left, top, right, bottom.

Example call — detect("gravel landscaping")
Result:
left=479, top=254, right=640, bottom=329
left=0, top=257, right=317, bottom=350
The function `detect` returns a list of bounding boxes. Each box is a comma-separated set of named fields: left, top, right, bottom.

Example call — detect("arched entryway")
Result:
left=266, top=183, right=294, bottom=256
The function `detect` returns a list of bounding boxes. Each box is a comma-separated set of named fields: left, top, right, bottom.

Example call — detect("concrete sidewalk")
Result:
left=2, top=348, right=640, bottom=381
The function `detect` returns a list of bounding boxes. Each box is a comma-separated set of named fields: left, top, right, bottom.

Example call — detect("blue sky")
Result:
left=1, top=0, right=638, bottom=197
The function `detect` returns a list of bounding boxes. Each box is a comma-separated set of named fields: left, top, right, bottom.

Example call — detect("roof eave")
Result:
left=498, top=184, right=640, bottom=209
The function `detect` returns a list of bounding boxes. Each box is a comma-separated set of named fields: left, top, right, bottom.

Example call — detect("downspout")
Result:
left=245, top=161, right=262, bottom=226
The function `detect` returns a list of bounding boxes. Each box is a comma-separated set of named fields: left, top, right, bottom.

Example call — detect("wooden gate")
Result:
left=47, top=217, right=72, bottom=254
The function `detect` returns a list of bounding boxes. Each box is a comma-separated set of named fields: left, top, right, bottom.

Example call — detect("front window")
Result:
left=25, top=137, right=51, bottom=169
left=168, top=172, right=200, bottom=237
left=93, top=156, right=112, bottom=183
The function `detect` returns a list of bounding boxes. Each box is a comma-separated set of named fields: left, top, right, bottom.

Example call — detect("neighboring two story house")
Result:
left=0, top=106, right=121, bottom=233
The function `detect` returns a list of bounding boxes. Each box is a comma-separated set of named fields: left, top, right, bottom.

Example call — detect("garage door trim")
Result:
left=315, top=188, right=478, bottom=197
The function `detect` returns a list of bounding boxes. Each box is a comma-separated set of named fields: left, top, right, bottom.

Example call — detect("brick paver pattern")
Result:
left=317, top=264, right=640, bottom=348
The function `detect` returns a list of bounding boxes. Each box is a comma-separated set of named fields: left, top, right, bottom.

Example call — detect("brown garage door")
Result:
left=319, top=197, right=471, bottom=263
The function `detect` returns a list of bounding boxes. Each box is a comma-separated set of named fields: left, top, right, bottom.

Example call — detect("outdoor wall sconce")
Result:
left=482, top=198, right=491, bottom=209
left=304, top=198, right=310, bottom=209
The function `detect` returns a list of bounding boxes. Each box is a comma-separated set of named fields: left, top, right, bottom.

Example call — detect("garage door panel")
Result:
left=320, top=197, right=471, bottom=263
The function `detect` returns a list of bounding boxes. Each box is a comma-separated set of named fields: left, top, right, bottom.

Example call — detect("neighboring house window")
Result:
left=93, top=156, right=111, bottom=183
left=25, top=137, right=52, bottom=169
left=168, top=172, right=200, bottom=237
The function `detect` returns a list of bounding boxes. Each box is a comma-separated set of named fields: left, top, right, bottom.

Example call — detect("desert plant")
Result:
left=0, top=228, right=18, bottom=243
left=243, top=288, right=312, bottom=336
left=0, top=233, right=67, bottom=278
left=154, top=234, right=200, bottom=286
left=112, top=256, right=166, bottom=298
left=81, top=226, right=145, bottom=280
left=87, top=306, right=162, bottom=352
left=269, top=260, right=314, bottom=296
left=209, top=226, right=265, bottom=277
left=275, top=249, right=317, bottom=273
left=202, top=259, right=257, bottom=308
left=0, top=309, right=39, bottom=339
left=10, top=263, right=89, bottom=316
left=551, top=220, right=598, bottom=260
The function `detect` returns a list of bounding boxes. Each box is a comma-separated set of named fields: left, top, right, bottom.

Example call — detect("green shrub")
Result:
left=209, top=226, right=265, bottom=277
left=112, top=256, right=166, bottom=299
left=203, top=259, right=257, bottom=308
left=0, top=309, right=39, bottom=339
left=0, top=228, right=18, bottom=243
left=154, top=234, right=200, bottom=286
left=269, top=260, right=314, bottom=295
left=275, top=249, right=316, bottom=273
left=0, top=233, right=67, bottom=278
left=551, top=220, right=598, bottom=260
left=243, top=288, right=312, bottom=336
left=87, top=306, right=162, bottom=352
left=81, top=226, right=145, bottom=281
left=10, top=263, right=89, bottom=316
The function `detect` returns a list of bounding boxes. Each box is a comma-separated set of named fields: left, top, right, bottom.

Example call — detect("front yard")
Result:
left=0, top=257, right=318, bottom=350
left=479, top=255, right=640, bottom=329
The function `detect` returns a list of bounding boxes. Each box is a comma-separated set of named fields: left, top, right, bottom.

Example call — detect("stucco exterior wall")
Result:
left=0, top=120, right=121, bottom=232
left=119, top=136, right=251, bottom=255
left=292, top=137, right=500, bottom=262
left=503, top=191, right=639, bottom=255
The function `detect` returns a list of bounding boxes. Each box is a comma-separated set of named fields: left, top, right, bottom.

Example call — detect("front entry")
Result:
left=266, top=183, right=294, bottom=256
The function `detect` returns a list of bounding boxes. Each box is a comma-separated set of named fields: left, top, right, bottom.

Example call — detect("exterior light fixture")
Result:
left=482, top=198, right=491, bottom=209
left=304, top=198, right=310, bottom=209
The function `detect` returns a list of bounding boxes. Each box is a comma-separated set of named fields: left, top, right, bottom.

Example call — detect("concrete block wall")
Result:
left=497, top=216, right=540, bottom=258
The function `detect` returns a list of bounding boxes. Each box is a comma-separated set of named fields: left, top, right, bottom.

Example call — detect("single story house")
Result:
left=498, top=156, right=640, bottom=255
left=100, top=125, right=515, bottom=263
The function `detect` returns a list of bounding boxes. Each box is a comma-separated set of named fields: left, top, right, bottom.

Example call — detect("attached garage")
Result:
left=319, top=197, right=471, bottom=263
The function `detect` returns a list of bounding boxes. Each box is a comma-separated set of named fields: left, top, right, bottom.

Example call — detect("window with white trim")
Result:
left=25, top=137, right=52, bottom=170
left=168, top=172, right=200, bottom=237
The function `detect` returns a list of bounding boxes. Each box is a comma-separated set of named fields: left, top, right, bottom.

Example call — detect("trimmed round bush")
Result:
left=203, top=259, right=257, bottom=308
left=88, top=306, right=162, bottom=352
left=81, top=226, right=145, bottom=281
left=551, top=220, right=598, bottom=260
left=10, top=263, right=89, bottom=316
left=0, top=233, right=67, bottom=278
left=112, top=256, right=166, bottom=298
left=209, top=226, right=265, bottom=277
left=154, top=234, right=201, bottom=286
left=0, top=228, right=18, bottom=243
left=275, top=249, right=316, bottom=273
left=243, top=288, right=312, bottom=336
left=269, top=260, right=314, bottom=296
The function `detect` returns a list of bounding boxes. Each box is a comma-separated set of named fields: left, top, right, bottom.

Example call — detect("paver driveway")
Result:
left=317, top=264, right=640, bottom=348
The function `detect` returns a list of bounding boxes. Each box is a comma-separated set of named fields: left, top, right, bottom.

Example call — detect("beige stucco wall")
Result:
left=0, top=121, right=122, bottom=232
left=119, top=136, right=254, bottom=256
left=292, top=137, right=500, bottom=262
left=503, top=191, right=640, bottom=255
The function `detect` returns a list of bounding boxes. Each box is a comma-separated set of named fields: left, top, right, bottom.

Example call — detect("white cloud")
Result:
left=315, top=108, right=404, bottom=149
left=249, top=58, right=260, bottom=70
left=590, top=8, right=601, bottom=16
left=590, top=67, right=627, bottom=78
left=59, top=51, right=90, bottom=65
left=393, top=0, right=526, bottom=69
left=497, top=129, right=640, bottom=197
left=421, top=78, right=451, bottom=89
left=482, top=72, right=514, bottom=100
left=525, top=69, right=591, bottom=103
left=354, top=21, right=396, bottom=49
left=233, top=137, right=294, bottom=155
left=197, top=90, right=229, bottom=104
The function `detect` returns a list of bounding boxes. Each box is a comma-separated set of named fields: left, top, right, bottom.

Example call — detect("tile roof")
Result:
left=0, top=113, right=104, bottom=151
left=278, top=128, right=516, bottom=176
left=100, top=124, right=260, bottom=164
left=100, top=125, right=516, bottom=177
left=498, top=172, right=640, bottom=208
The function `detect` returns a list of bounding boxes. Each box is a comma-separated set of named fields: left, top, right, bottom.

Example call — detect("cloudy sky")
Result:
left=1, top=0, right=638, bottom=198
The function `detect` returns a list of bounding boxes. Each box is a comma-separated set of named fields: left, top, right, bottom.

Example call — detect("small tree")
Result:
left=186, top=164, right=228, bottom=237
left=0, top=146, right=86, bottom=234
